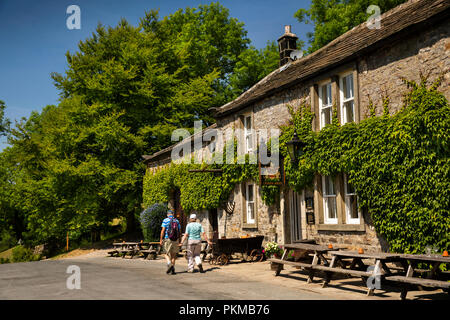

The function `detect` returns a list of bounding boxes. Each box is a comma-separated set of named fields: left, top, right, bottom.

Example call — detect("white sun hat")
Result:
left=190, top=213, right=197, bottom=220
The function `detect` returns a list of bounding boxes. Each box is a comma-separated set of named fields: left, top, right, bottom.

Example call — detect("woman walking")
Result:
left=179, top=214, right=212, bottom=273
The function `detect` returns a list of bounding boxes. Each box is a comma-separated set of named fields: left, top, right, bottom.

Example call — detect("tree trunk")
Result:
left=126, top=211, right=136, bottom=233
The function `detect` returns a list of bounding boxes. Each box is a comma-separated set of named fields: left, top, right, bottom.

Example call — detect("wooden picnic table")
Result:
left=268, top=243, right=336, bottom=283
left=323, top=250, right=403, bottom=296
left=384, top=254, right=450, bottom=299
left=108, top=242, right=161, bottom=259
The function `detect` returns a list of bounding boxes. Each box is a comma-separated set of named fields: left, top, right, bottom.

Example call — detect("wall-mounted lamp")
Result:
left=285, top=131, right=306, bottom=164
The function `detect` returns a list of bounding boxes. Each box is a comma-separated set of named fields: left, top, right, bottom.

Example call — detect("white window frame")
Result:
left=322, top=175, right=337, bottom=224
left=344, top=174, right=360, bottom=224
left=244, top=115, right=253, bottom=153
left=319, top=82, right=333, bottom=129
left=339, top=73, right=355, bottom=125
left=246, top=183, right=256, bottom=224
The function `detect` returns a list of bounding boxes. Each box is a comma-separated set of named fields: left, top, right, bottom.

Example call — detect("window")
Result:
left=319, top=82, right=333, bottom=129
left=246, top=183, right=255, bottom=224
left=340, top=73, right=355, bottom=124
left=244, top=115, right=253, bottom=153
left=322, top=175, right=337, bottom=224
left=344, top=174, right=359, bottom=224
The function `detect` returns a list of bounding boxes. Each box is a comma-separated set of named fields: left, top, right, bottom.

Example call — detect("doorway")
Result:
left=289, top=189, right=304, bottom=242
left=209, top=208, right=219, bottom=241
left=174, top=189, right=187, bottom=232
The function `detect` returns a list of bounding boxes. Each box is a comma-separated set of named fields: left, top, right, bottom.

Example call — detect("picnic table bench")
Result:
left=384, top=254, right=450, bottom=299
left=322, top=251, right=403, bottom=296
left=268, top=242, right=336, bottom=283
left=108, top=242, right=162, bottom=259
left=138, top=242, right=161, bottom=260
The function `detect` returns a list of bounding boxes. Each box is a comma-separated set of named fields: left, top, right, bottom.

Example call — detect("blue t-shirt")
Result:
left=185, top=222, right=204, bottom=241
left=161, top=216, right=181, bottom=239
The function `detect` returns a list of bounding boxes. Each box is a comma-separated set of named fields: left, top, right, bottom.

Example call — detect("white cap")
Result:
left=190, top=214, right=197, bottom=220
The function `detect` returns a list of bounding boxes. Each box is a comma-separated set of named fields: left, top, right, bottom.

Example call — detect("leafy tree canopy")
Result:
left=0, top=100, right=10, bottom=136
left=0, top=3, right=279, bottom=246
left=295, top=0, right=408, bottom=52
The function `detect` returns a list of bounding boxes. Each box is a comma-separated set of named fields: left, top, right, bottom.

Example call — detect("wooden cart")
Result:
left=206, top=235, right=265, bottom=265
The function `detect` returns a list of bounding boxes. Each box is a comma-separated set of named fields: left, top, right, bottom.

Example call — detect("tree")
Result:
left=295, top=0, right=408, bottom=53
left=0, top=100, right=10, bottom=136
left=1, top=3, right=281, bottom=246
left=228, top=42, right=279, bottom=97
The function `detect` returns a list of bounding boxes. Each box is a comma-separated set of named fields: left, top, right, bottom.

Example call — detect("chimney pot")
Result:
left=277, top=26, right=298, bottom=67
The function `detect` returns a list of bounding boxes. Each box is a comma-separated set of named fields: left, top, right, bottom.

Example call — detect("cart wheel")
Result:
left=244, top=252, right=253, bottom=262
left=217, top=254, right=229, bottom=265
left=209, top=256, right=216, bottom=265
left=250, top=249, right=264, bottom=262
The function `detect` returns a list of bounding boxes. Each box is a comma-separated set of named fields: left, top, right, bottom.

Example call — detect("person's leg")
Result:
left=170, top=240, right=179, bottom=274
left=187, top=241, right=195, bottom=272
left=163, top=240, right=174, bottom=274
left=192, top=241, right=203, bottom=272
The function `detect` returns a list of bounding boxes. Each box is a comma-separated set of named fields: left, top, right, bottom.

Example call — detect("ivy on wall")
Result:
left=281, top=75, right=449, bottom=254
left=143, top=149, right=261, bottom=213
left=143, top=75, right=449, bottom=254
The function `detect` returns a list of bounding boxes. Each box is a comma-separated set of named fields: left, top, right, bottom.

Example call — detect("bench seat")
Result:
left=310, top=265, right=372, bottom=277
left=385, top=276, right=450, bottom=289
left=268, top=258, right=313, bottom=269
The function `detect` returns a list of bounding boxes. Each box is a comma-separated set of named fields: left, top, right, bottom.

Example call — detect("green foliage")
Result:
left=228, top=42, right=279, bottom=97
left=0, top=230, right=17, bottom=252
left=0, top=100, right=10, bottom=136
left=11, top=245, right=41, bottom=263
left=295, top=0, right=408, bottom=52
left=0, top=3, right=280, bottom=247
left=140, top=203, right=168, bottom=241
left=143, top=145, right=262, bottom=213
left=281, top=76, right=449, bottom=254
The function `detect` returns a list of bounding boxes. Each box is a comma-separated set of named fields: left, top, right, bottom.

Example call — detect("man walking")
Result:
left=179, top=214, right=212, bottom=273
left=160, top=210, right=181, bottom=275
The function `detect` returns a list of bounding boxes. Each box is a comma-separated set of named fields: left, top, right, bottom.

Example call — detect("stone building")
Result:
left=143, top=0, right=449, bottom=251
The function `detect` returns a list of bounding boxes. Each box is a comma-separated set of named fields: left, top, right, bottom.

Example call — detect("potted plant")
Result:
left=264, top=241, right=283, bottom=259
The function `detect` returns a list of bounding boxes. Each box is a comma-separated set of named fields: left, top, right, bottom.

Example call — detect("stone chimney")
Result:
left=277, top=25, right=298, bottom=67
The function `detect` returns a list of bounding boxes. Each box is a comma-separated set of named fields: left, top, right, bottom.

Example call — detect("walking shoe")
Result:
left=187, top=269, right=194, bottom=273
left=166, top=265, right=173, bottom=274
left=198, top=264, right=204, bottom=273
left=171, top=266, right=176, bottom=275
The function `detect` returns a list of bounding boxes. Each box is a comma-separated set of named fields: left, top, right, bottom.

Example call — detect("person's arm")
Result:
left=201, top=225, right=212, bottom=245
left=179, top=232, right=188, bottom=246
left=179, top=224, right=188, bottom=246
left=202, top=232, right=212, bottom=245
left=160, top=227, right=165, bottom=246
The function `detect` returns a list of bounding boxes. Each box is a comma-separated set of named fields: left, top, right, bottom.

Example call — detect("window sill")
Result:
left=317, top=224, right=365, bottom=232
left=242, top=223, right=258, bottom=229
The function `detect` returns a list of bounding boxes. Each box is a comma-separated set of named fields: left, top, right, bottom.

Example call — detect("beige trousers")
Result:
left=187, top=240, right=202, bottom=270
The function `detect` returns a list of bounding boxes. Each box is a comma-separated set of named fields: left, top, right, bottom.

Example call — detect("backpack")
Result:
left=167, top=217, right=180, bottom=241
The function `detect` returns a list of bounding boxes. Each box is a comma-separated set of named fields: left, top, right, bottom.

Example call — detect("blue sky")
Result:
left=0, top=0, right=313, bottom=150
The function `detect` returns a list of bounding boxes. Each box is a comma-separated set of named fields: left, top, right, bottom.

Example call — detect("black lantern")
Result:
left=286, top=131, right=305, bottom=164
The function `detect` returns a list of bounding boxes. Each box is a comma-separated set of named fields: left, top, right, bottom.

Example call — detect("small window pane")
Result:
left=248, top=203, right=255, bottom=220
left=245, top=116, right=252, bottom=130
left=247, top=184, right=254, bottom=202
left=343, top=74, right=354, bottom=100
left=347, top=196, right=358, bottom=219
left=246, top=135, right=252, bottom=150
left=326, top=84, right=332, bottom=105
left=344, top=101, right=354, bottom=123
left=325, top=198, right=337, bottom=219
left=324, top=176, right=335, bottom=195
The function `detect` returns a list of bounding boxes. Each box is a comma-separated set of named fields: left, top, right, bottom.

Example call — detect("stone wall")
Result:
left=358, top=18, right=450, bottom=118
